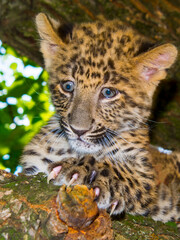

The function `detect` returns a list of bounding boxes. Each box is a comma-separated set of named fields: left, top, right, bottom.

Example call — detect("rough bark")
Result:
left=0, top=0, right=180, bottom=150
left=0, top=170, right=179, bottom=240
left=1, top=0, right=180, bottom=67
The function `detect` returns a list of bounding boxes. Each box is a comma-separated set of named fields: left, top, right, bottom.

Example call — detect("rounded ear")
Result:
left=36, top=13, right=63, bottom=46
left=35, top=13, right=64, bottom=67
left=133, top=44, right=178, bottom=82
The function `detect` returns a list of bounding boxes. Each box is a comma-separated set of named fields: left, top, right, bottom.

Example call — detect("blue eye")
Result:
left=62, top=81, right=74, bottom=92
left=101, top=87, right=117, bottom=99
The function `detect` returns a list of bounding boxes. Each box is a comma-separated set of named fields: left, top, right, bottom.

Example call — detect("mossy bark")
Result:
left=0, top=170, right=179, bottom=240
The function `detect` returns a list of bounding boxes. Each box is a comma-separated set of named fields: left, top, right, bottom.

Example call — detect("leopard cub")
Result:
left=21, top=13, right=180, bottom=223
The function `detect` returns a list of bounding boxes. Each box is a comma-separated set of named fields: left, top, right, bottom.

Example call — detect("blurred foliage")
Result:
left=0, top=42, right=54, bottom=173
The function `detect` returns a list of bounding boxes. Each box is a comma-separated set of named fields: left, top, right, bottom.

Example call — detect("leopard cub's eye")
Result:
left=101, top=87, right=118, bottom=99
left=61, top=81, right=74, bottom=93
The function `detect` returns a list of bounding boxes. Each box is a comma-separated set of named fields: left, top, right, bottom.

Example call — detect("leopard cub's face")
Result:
left=50, top=46, right=144, bottom=154
left=54, top=61, right=126, bottom=154
left=36, top=14, right=177, bottom=154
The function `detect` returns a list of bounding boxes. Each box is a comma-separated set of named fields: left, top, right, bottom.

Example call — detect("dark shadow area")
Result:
left=111, top=211, right=126, bottom=221
left=149, top=78, right=178, bottom=140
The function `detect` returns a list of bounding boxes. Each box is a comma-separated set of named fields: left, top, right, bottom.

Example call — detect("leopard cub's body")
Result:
left=21, top=13, right=180, bottom=223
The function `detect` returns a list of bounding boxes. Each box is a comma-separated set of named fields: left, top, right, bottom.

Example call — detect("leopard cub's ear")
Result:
left=133, top=43, right=178, bottom=82
left=35, top=13, right=63, bottom=61
left=36, top=13, right=74, bottom=68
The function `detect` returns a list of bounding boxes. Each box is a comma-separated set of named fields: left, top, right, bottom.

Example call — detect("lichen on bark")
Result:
left=0, top=170, right=179, bottom=239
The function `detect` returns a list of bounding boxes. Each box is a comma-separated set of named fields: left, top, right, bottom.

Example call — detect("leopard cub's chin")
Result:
left=68, top=139, right=102, bottom=154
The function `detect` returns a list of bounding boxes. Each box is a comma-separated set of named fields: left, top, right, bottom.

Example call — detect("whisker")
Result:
left=39, top=127, right=61, bottom=143
left=105, top=131, right=130, bottom=162
left=49, top=130, right=65, bottom=150
left=45, top=129, right=63, bottom=145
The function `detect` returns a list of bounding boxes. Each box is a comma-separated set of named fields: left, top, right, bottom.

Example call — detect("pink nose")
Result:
left=70, top=126, right=89, bottom=137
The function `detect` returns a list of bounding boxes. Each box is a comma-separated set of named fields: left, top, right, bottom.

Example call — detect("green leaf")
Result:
left=0, top=43, right=52, bottom=172
left=5, top=46, right=19, bottom=58
left=10, top=62, right=18, bottom=70
left=7, top=78, right=35, bottom=98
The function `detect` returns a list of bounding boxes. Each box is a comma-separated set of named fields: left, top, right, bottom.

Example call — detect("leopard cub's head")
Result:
left=36, top=13, right=177, bottom=154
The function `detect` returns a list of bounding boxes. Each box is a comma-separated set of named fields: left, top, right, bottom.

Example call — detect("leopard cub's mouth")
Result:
left=68, top=137, right=102, bottom=154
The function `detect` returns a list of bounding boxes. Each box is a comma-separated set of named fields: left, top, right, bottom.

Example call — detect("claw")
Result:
left=89, top=170, right=97, bottom=184
left=47, top=166, right=62, bottom=183
left=94, top=187, right=100, bottom=199
left=110, top=200, right=118, bottom=216
left=67, top=173, right=79, bottom=186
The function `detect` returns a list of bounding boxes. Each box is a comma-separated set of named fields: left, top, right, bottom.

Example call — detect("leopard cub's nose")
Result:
left=70, top=126, right=89, bottom=137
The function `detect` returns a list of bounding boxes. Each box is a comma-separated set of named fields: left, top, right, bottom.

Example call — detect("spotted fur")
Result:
left=21, top=13, right=180, bottom=223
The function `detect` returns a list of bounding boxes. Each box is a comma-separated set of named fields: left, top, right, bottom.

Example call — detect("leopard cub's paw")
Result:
left=47, top=156, right=125, bottom=215
left=47, top=157, right=89, bottom=186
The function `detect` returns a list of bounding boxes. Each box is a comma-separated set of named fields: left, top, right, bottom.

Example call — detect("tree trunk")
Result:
left=0, top=170, right=179, bottom=240
left=1, top=0, right=180, bottom=66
